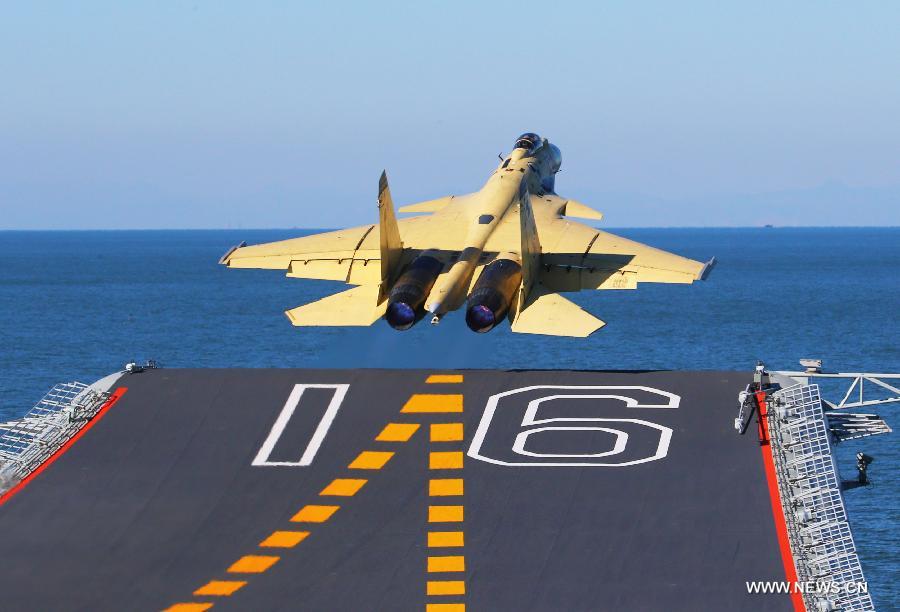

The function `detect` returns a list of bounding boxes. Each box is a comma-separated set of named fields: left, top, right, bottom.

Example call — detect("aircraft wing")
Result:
left=584, top=230, right=713, bottom=285
left=541, top=229, right=714, bottom=292
left=482, top=196, right=713, bottom=294
left=220, top=187, right=475, bottom=286
left=220, top=224, right=394, bottom=327
left=220, top=225, right=377, bottom=283
left=218, top=181, right=472, bottom=327
left=219, top=214, right=469, bottom=286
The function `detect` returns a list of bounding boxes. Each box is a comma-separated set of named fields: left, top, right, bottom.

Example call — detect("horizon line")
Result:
left=2, top=225, right=899, bottom=232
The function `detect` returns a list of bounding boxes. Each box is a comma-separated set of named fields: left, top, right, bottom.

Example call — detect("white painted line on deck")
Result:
left=252, top=384, right=349, bottom=467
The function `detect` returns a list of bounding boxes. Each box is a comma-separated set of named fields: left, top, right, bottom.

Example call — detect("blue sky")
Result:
left=2, top=2, right=898, bottom=228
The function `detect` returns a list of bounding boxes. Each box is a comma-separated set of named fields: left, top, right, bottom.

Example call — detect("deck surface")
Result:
left=0, top=369, right=793, bottom=611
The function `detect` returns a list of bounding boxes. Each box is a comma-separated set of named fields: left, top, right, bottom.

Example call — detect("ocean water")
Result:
left=0, top=228, right=897, bottom=606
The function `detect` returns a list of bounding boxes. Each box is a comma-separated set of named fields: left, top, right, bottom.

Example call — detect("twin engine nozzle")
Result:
left=385, top=255, right=522, bottom=333
left=384, top=255, right=444, bottom=330
left=464, top=258, right=522, bottom=333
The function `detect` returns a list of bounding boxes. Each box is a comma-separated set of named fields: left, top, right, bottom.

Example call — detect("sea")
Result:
left=0, top=227, right=897, bottom=606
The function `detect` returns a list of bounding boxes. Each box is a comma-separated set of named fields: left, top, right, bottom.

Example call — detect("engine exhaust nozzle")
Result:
left=465, top=258, right=522, bottom=333
left=385, top=255, right=444, bottom=330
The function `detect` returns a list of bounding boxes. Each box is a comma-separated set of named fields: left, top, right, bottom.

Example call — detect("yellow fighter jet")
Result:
left=220, top=133, right=715, bottom=337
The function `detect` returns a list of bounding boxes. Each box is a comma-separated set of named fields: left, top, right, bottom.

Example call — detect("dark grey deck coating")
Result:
left=0, top=369, right=793, bottom=611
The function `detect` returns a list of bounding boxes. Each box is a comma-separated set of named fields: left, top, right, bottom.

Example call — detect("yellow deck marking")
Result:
left=427, top=580, right=466, bottom=596
left=426, top=603, right=466, bottom=611
left=429, top=505, right=464, bottom=522
left=421, top=385, right=466, bottom=607
left=193, top=580, right=247, bottom=596
left=227, top=555, right=279, bottom=574
left=290, top=504, right=339, bottom=523
left=319, top=478, right=367, bottom=496
left=375, top=422, right=420, bottom=442
left=428, top=531, right=465, bottom=547
left=429, top=478, right=464, bottom=496
left=430, top=423, right=464, bottom=442
left=348, top=450, right=394, bottom=470
left=401, top=394, right=463, bottom=413
left=425, top=374, right=464, bottom=384
left=259, top=531, right=309, bottom=548
left=429, top=451, right=464, bottom=469
left=427, top=555, right=466, bottom=572
left=170, top=407, right=424, bottom=608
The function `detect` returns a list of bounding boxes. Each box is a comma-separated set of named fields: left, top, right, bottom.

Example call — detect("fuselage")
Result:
left=422, top=133, right=561, bottom=319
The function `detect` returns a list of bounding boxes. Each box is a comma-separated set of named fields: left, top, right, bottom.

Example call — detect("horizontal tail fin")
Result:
left=510, top=285, right=605, bottom=337
left=563, top=199, right=603, bottom=221
left=285, top=285, right=386, bottom=327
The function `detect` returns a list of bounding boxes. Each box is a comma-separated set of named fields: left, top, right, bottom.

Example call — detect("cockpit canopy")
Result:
left=514, top=132, right=541, bottom=152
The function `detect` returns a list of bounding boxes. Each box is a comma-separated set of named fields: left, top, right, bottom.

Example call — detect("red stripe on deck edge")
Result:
left=0, top=387, right=128, bottom=507
left=756, top=391, right=805, bottom=612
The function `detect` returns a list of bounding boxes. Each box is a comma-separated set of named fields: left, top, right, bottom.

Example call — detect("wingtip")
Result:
left=284, top=308, right=302, bottom=326
left=699, top=257, right=717, bottom=281
left=218, top=241, right=247, bottom=266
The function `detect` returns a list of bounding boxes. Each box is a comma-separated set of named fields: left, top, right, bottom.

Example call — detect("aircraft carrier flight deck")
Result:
left=0, top=368, right=881, bottom=611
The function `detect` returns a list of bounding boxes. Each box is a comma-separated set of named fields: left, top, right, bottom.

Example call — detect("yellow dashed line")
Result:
left=428, top=531, right=465, bottom=548
left=401, top=394, right=463, bottom=413
left=428, top=505, right=464, bottom=522
left=425, top=374, right=464, bottom=384
left=429, top=451, right=464, bottom=470
left=348, top=450, right=395, bottom=470
left=320, top=478, right=367, bottom=496
left=259, top=531, right=309, bottom=548
left=193, top=580, right=247, bottom=596
left=291, top=504, right=339, bottom=523
left=376, top=422, right=420, bottom=442
left=163, top=604, right=213, bottom=612
left=427, top=580, right=466, bottom=596
left=421, top=379, right=466, bottom=609
left=427, top=555, right=466, bottom=573
left=227, top=555, right=279, bottom=574
left=429, top=478, right=464, bottom=496
left=430, top=423, right=464, bottom=442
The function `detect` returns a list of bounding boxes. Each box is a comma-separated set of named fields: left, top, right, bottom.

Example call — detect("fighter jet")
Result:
left=220, top=133, right=714, bottom=337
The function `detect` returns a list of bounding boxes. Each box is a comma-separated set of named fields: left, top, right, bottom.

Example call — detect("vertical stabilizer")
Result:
left=511, top=181, right=541, bottom=320
left=378, top=171, right=403, bottom=302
